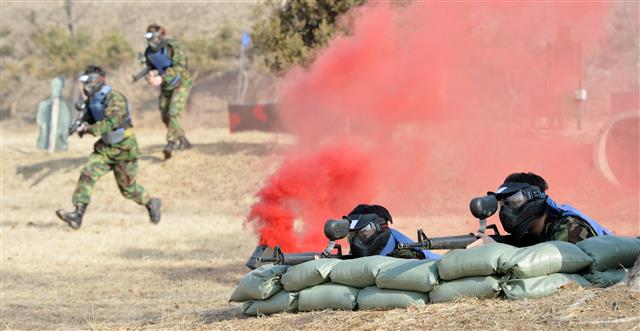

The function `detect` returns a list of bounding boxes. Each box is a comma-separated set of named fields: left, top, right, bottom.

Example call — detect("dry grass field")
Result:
left=1, top=112, right=639, bottom=330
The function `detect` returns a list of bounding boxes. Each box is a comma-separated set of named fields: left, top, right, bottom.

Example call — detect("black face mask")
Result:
left=349, top=228, right=391, bottom=258
left=499, top=198, right=548, bottom=239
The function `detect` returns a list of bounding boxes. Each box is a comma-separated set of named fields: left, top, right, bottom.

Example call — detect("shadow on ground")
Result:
left=16, top=156, right=87, bottom=186
left=141, top=141, right=281, bottom=157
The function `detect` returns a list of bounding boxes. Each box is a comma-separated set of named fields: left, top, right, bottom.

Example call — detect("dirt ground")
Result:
left=1, top=116, right=639, bottom=330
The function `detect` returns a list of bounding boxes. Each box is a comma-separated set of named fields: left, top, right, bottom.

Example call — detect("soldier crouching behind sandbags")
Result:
left=56, top=65, right=161, bottom=229
left=468, top=172, right=611, bottom=248
left=345, top=204, right=440, bottom=259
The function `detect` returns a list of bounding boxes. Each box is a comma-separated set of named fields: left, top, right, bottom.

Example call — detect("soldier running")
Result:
left=56, top=65, right=161, bottom=229
left=142, top=23, right=192, bottom=159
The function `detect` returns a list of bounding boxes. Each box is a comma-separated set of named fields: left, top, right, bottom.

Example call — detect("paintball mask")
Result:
left=347, top=213, right=391, bottom=258
left=79, top=71, right=105, bottom=96
left=490, top=182, right=548, bottom=239
left=145, top=31, right=162, bottom=50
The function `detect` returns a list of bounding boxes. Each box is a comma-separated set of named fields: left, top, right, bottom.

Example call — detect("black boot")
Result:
left=177, top=136, right=192, bottom=150
left=146, top=198, right=162, bottom=224
left=56, top=204, right=86, bottom=229
left=163, top=142, right=175, bottom=160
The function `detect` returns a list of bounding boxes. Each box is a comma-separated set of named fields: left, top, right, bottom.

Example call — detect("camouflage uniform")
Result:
left=146, top=39, right=191, bottom=144
left=72, top=89, right=150, bottom=207
left=541, top=216, right=596, bottom=244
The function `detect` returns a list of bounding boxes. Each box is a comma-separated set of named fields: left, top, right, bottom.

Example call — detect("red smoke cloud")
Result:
left=249, top=2, right=639, bottom=251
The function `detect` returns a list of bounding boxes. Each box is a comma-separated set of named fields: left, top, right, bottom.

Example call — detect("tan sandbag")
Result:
left=281, top=258, right=342, bottom=292
left=298, top=283, right=358, bottom=311
left=229, top=264, right=288, bottom=302
left=499, top=241, right=593, bottom=279
left=375, top=259, right=439, bottom=292
left=357, top=286, right=428, bottom=310
left=502, top=273, right=591, bottom=300
left=577, top=236, right=640, bottom=272
left=329, top=255, right=398, bottom=288
left=242, top=291, right=299, bottom=316
left=429, top=276, right=501, bottom=303
left=583, top=268, right=628, bottom=287
left=438, top=243, right=517, bottom=280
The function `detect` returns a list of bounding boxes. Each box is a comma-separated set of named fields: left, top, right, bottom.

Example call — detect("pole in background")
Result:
left=235, top=31, right=251, bottom=103
left=47, top=97, right=60, bottom=153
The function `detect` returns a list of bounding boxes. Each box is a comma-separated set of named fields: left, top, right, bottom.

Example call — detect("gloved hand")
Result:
left=75, top=122, right=91, bottom=138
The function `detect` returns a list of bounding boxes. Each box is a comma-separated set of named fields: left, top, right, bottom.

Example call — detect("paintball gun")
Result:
left=395, top=195, right=506, bottom=251
left=131, top=53, right=150, bottom=83
left=246, top=195, right=509, bottom=269
left=246, top=219, right=355, bottom=269
left=68, top=99, right=87, bottom=137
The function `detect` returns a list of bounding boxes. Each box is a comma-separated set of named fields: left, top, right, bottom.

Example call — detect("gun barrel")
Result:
left=256, top=252, right=321, bottom=266
left=132, top=67, right=150, bottom=82
left=398, top=234, right=480, bottom=250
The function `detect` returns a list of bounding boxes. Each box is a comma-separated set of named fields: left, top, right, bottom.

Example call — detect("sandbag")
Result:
left=499, top=241, right=593, bottom=279
left=229, top=264, right=288, bottom=302
left=357, top=286, right=428, bottom=310
left=438, top=243, right=517, bottom=280
left=375, top=259, right=439, bottom=292
left=577, top=236, right=640, bottom=272
left=281, top=258, right=342, bottom=292
left=298, top=283, right=358, bottom=311
left=329, top=256, right=398, bottom=288
left=583, top=268, right=628, bottom=286
left=242, top=290, right=299, bottom=316
left=429, top=276, right=501, bottom=303
left=502, top=273, right=591, bottom=300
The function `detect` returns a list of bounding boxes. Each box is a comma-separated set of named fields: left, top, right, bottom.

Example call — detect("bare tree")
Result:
left=65, top=0, right=79, bottom=103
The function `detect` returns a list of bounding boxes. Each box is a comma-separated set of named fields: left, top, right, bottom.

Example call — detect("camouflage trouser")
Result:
left=159, top=79, right=191, bottom=143
left=72, top=137, right=150, bottom=207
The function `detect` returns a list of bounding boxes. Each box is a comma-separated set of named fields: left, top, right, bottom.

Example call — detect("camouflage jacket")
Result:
left=540, top=215, right=597, bottom=244
left=146, top=39, right=191, bottom=91
left=83, top=90, right=139, bottom=161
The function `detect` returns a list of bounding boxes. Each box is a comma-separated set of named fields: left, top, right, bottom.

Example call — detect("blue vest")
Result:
left=146, top=46, right=172, bottom=74
left=87, top=85, right=132, bottom=129
left=546, top=198, right=612, bottom=236
left=88, top=85, right=113, bottom=123
left=379, top=229, right=441, bottom=260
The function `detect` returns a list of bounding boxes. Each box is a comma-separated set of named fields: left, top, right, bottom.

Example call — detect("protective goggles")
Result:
left=499, top=189, right=547, bottom=211
left=348, top=223, right=377, bottom=240
left=78, top=73, right=102, bottom=83
left=145, top=31, right=160, bottom=40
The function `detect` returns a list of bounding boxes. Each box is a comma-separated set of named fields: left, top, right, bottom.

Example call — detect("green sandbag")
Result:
left=329, top=255, right=398, bottom=288
left=429, top=276, right=501, bottom=303
left=502, top=273, right=591, bottom=300
left=298, top=283, right=359, bottom=311
left=499, top=241, right=593, bottom=279
left=229, top=264, right=288, bottom=302
left=242, top=290, right=299, bottom=316
left=583, top=268, right=628, bottom=286
left=577, top=236, right=640, bottom=271
left=375, top=259, right=439, bottom=292
left=357, top=286, right=428, bottom=310
left=281, top=258, right=342, bottom=292
left=438, top=243, right=517, bottom=280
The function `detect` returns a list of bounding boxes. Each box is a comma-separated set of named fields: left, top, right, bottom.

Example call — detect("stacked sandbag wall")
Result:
left=230, top=236, right=640, bottom=315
